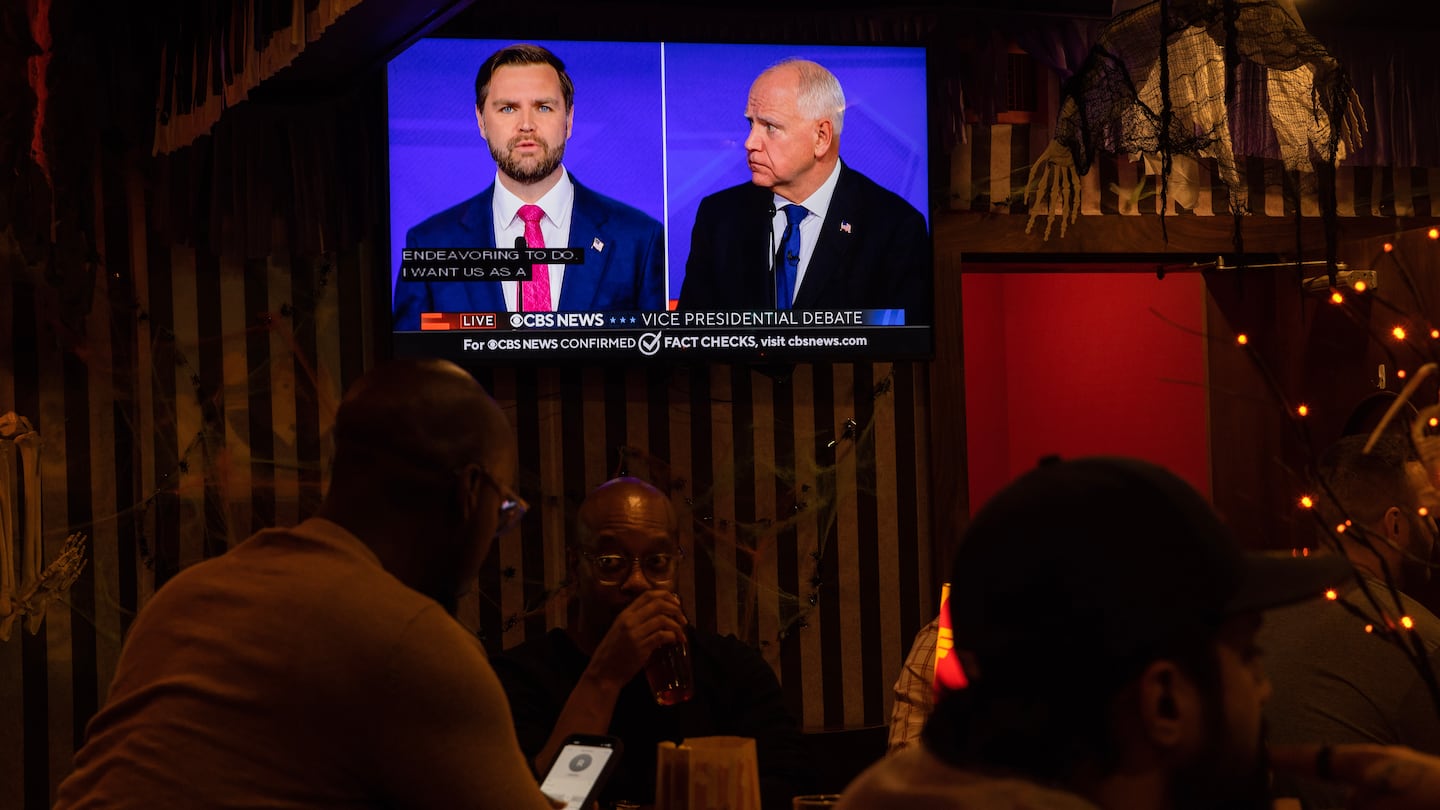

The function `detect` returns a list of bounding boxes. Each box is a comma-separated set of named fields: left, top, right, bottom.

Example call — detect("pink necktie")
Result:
left=517, top=204, right=551, bottom=312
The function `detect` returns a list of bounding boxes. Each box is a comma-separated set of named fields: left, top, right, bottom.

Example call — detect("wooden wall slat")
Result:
left=789, top=364, right=825, bottom=729
left=871, top=364, right=903, bottom=723
left=668, top=372, right=698, bottom=629
left=194, top=248, right=227, bottom=562
left=289, top=254, right=324, bottom=521
left=86, top=239, right=123, bottom=713
left=832, top=364, right=865, bottom=729
left=750, top=373, right=781, bottom=669
left=265, top=248, right=301, bottom=529
left=169, top=245, right=205, bottom=571
left=36, top=276, right=76, bottom=800
left=243, top=258, right=275, bottom=535
left=727, top=366, right=756, bottom=644
left=129, top=175, right=157, bottom=612
left=708, top=367, right=737, bottom=639
left=218, top=256, right=253, bottom=547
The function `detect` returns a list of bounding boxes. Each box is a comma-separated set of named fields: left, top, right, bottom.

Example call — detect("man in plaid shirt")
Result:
left=887, top=617, right=939, bottom=754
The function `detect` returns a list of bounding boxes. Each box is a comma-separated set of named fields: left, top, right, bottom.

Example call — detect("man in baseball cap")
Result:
left=838, top=455, right=1352, bottom=810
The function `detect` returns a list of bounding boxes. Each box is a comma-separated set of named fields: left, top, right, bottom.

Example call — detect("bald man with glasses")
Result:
left=492, top=476, right=809, bottom=809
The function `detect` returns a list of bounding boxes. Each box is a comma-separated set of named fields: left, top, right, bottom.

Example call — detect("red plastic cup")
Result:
left=645, top=639, right=695, bottom=706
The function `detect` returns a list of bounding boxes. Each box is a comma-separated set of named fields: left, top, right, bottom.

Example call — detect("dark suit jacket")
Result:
left=492, top=627, right=811, bottom=810
left=393, top=177, right=665, bottom=331
left=677, top=163, right=931, bottom=319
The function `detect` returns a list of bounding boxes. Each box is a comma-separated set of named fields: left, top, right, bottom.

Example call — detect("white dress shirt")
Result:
left=769, top=160, right=843, bottom=305
left=491, top=168, right=575, bottom=311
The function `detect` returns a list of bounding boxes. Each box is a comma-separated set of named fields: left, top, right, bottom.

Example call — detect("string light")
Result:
left=1399, top=369, right=1409, bottom=380
left=1403, top=616, right=1415, bottom=629
left=1430, top=417, right=1438, bottom=428
left=1236, top=333, right=1249, bottom=346
left=1336, top=523, right=1347, bottom=533
left=1420, top=507, right=1430, bottom=517
left=1394, top=326, right=1408, bottom=341
left=1297, top=404, right=1309, bottom=417
left=1353, top=280, right=1368, bottom=293
left=1325, top=589, right=1338, bottom=601
left=1384, top=242, right=1395, bottom=252
left=1365, top=624, right=1375, bottom=633
left=1429, top=228, right=1439, bottom=240
left=1432, top=329, right=1440, bottom=339
left=1300, top=495, right=1314, bottom=509
left=1330, top=291, right=1344, bottom=304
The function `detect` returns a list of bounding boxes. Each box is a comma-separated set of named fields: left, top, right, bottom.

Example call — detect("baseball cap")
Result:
left=946, top=456, right=1351, bottom=687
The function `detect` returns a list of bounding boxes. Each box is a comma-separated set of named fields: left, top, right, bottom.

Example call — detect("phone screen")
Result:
left=539, top=743, right=617, bottom=807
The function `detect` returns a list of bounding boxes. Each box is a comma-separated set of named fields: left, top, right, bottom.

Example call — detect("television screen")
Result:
left=387, top=37, right=931, bottom=362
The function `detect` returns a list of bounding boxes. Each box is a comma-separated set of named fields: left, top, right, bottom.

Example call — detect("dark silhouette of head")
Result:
left=319, top=358, right=518, bottom=613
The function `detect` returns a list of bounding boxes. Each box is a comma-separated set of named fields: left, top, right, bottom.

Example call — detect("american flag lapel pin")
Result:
left=840, top=221, right=852, bottom=234
left=592, top=237, right=605, bottom=252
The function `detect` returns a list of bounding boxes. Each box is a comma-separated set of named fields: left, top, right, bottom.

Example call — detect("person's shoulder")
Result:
left=839, top=165, right=924, bottom=218
left=571, top=179, right=661, bottom=231
left=693, top=629, right=771, bottom=664
left=689, top=181, right=768, bottom=231
left=700, top=180, right=765, bottom=205
left=406, top=187, right=492, bottom=241
left=493, top=627, right=577, bottom=668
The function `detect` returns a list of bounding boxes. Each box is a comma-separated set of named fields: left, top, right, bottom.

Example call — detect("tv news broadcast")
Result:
left=388, top=38, right=931, bottom=362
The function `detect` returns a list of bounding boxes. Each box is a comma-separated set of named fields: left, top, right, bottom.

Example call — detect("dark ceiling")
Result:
left=253, top=0, right=1437, bottom=100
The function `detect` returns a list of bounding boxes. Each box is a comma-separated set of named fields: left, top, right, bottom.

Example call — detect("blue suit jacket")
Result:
left=677, top=163, right=930, bottom=320
left=393, top=177, right=665, bottom=331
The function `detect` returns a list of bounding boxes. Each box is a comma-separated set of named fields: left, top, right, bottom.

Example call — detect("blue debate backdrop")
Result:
left=388, top=39, right=928, bottom=305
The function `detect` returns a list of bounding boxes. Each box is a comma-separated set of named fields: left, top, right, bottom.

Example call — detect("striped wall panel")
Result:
left=1, top=183, right=937, bottom=805
left=952, top=123, right=1440, bottom=219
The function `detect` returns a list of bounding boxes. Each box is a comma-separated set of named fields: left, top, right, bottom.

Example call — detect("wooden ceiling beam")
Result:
left=936, top=211, right=1440, bottom=262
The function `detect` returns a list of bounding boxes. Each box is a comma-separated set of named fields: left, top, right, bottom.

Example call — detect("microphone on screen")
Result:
left=515, top=235, right=528, bottom=312
left=767, top=203, right=778, bottom=308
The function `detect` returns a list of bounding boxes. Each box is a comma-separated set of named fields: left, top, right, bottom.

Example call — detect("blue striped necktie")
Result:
left=775, top=204, right=809, bottom=310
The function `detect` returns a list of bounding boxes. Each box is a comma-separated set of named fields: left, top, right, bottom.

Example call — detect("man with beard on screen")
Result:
left=836, top=455, right=1351, bottom=810
left=393, top=43, right=665, bottom=331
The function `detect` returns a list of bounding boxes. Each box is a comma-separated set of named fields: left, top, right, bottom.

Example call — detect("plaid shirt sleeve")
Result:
left=886, top=616, right=939, bottom=755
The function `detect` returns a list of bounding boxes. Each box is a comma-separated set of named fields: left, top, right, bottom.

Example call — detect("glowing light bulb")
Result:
left=1430, top=417, right=1438, bottom=428
left=1432, top=329, right=1440, bottom=339
left=1236, top=333, right=1249, bottom=346
left=1384, top=242, right=1395, bottom=253
left=1330, top=291, right=1345, bottom=304
left=1429, top=228, right=1439, bottom=240
left=1365, top=624, right=1374, bottom=633
left=1394, top=326, right=1408, bottom=341
left=1399, top=369, right=1409, bottom=379
left=1300, top=495, right=1314, bottom=509
left=1353, top=280, right=1368, bottom=293
left=1403, top=615, right=1415, bottom=629
left=1325, top=589, right=1338, bottom=601
left=1420, top=507, right=1430, bottom=517
left=1297, top=404, right=1310, bottom=417
left=1336, top=523, right=1347, bottom=533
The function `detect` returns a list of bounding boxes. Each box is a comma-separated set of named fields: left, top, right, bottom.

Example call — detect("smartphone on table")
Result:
left=538, top=733, right=623, bottom=809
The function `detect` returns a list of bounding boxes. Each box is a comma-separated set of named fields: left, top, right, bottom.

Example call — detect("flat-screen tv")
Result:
left=387, top=37, right=932, bottom=362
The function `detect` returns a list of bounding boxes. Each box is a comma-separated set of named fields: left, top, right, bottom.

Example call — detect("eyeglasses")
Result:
left=579, top=547, right=685, bottom=586
left=474, top=467, right=528, bottom=539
